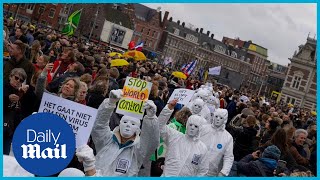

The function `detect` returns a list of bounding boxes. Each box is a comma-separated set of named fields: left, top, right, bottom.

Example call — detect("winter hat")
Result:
left=58, top=168, right=85, bottom=177
left=262, top=145, right=281, bottom=160
left=3, top=155, right=34, bottom=177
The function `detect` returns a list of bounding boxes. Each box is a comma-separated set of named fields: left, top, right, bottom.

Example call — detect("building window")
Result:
left=147, top=29, right=150, bottom=35
left=49, top=8, right=55, bottom=18
left=141, top=27, right=144, bottom=33
left=292, top=75, right=302, bottom=89
left=152, top=31, right=156, bottom=37
left=286, top=97, right=296, bottom=105
left=38, top=6, right=45, bottom=14
left=174, top=28, right=180, bottom=36
left=20, top=4, right=26, bottom=9
left=27, top=4, right=35, bottom=10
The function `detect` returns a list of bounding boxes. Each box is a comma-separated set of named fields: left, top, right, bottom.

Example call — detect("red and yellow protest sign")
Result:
left=116, top=77, right=152, bottom=119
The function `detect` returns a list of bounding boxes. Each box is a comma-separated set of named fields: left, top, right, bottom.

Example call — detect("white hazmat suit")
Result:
left=158, top=105, right=209, bottom=176
left=76, top=90, right=160, bottom=176
left=199, top=108, right=234, bottom=176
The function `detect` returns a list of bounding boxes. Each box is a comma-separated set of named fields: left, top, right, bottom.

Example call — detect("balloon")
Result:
left=128, top=41, right=135, bottom=50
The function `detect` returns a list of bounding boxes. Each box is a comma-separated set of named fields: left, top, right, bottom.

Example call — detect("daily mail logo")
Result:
left=21, top=129, right=67, bottom=159
left=12, top=113, right=75, bottom=176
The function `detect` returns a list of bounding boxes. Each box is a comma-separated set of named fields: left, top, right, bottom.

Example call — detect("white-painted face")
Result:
left=192, top=99, right=204, bottom=114
left=196, top=89, right=208, bottom=102
left=119, top=116, right=141, bottom=138
left=213, top=109, right=228, bottom=128
left=207, top=96, right=216, bottom=105
left=186, top=115, right=202, bottom=137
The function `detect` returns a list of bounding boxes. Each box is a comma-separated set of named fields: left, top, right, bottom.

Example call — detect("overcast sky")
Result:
left=143, top=3, right=316, bottom=66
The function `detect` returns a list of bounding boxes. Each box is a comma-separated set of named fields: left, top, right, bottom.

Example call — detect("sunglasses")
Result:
left=13, top=75, right=24, bottom=83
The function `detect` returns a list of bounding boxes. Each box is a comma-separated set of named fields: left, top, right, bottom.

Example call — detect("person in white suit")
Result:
left=158, top=100, right=209, bottom=176
left=76, top=90, right=160, bottom=176
left=199, top=108, right=234, bottom=176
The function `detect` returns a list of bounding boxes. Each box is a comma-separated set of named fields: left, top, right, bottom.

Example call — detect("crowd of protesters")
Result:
left=3, top=17, right=317, bottom=177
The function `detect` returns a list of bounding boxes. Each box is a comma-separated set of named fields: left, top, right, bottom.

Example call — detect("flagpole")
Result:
left=89, top=6, right=99, bottom=42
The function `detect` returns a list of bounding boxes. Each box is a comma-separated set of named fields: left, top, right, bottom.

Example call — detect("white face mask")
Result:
left=214, top=114, right=225, bottom=127
left=192, top=104, right=202, bottom=114
left=119, top=117, right=140, bottom=138
left=187, top=123, right=199, bottom=137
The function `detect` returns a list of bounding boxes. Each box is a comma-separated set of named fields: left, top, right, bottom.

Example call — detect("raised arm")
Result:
left=158, top=100, right=180, bottom=142
left=91, top=90, right=122, bottom=153
left=137, top=100, right=160, bottom=162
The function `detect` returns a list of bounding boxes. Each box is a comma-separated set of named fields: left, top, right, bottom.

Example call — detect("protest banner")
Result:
left=168, top=88, right=195, bottom=105
left=116, top=77, right=152, bottom=119
left=38, top=93, right=98, bottom=148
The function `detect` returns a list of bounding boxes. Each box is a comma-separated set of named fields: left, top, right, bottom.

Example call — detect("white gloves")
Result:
left=143, top=100, right=157, bottom=118
left=109, top=89, right=123, bottom=105
left=76, top=145, right=96, bottom=172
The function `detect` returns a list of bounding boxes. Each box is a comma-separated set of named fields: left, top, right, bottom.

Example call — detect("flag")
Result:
left=164, top=57, right=173, bottom=66
left=181, top=64, right=187, bottom=71
left=208, top=66, right=221, bottom=75
left=135, top=42, right=144, bottom=51
left=183, top=60, right=197, bottom=76
left=61, top=9, right=82, bottom=36
left=204, top=70, right=208, bottom=81
left=198, top=67, right=204, bottom=81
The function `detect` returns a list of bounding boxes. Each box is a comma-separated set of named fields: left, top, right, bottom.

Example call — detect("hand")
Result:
left=109, top=89, right=123, bottom=105
left=251, top=150, right=260, bottom=159
left=76, top=145, right=96, bottom=172
left=45, top=63, right=54, bottom=73
left=9, top=94, right=20, bottom=103
left=143, top=100, right=157, bottom=118
left=20, top=84, right=29, bottom=93
left=168, top=99, right=178, bottom=110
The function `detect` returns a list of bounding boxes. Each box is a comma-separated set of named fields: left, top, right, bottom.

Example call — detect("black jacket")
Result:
left=232, top=126, right=258, bottom=161
left=237, top=155, right=277, bottom=177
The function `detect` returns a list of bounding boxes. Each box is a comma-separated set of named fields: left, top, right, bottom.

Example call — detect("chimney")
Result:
left=207, top=31, right=210, bottom=36
left=177, top=20, right=180, bottom=25
left=182, top=22, right=185, bottom=27
left=211, top=34, right=214, bottom=39
left=161, top=11, right=169, bottom=27
left=196, top=28, right=199, bottom=32
left=169, top=17, right=172, bottom=22
left=200, top=28, right=203, bottom=33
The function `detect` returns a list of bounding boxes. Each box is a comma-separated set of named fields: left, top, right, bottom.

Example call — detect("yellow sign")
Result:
left=116, top=77, right=152, bottom=119
left=271, top=91, right=281, bottom=103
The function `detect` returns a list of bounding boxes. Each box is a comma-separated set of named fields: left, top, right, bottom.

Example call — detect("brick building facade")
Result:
left=125, top=4, right=169, bottom=52
left=281, top=37, right=316, bottom=110
left=4, top=3, right=64, bottom=29
left=158, top=20, right=252, bottom=89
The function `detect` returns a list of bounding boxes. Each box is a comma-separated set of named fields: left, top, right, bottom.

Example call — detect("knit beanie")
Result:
left=262, top=145, right=281, bottom=160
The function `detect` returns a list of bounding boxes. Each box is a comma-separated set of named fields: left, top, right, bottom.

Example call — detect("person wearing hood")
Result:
left=188, top=98, right=208, bottom=124
left=237, top=145, right=282, bottom=176
left=199, top=108, right=234, bottom=176
left=188, top=89, right=211, bottom=121
left=158, top=100, right=209, bottom=176
left=76, top=90, right=160, bottom=176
